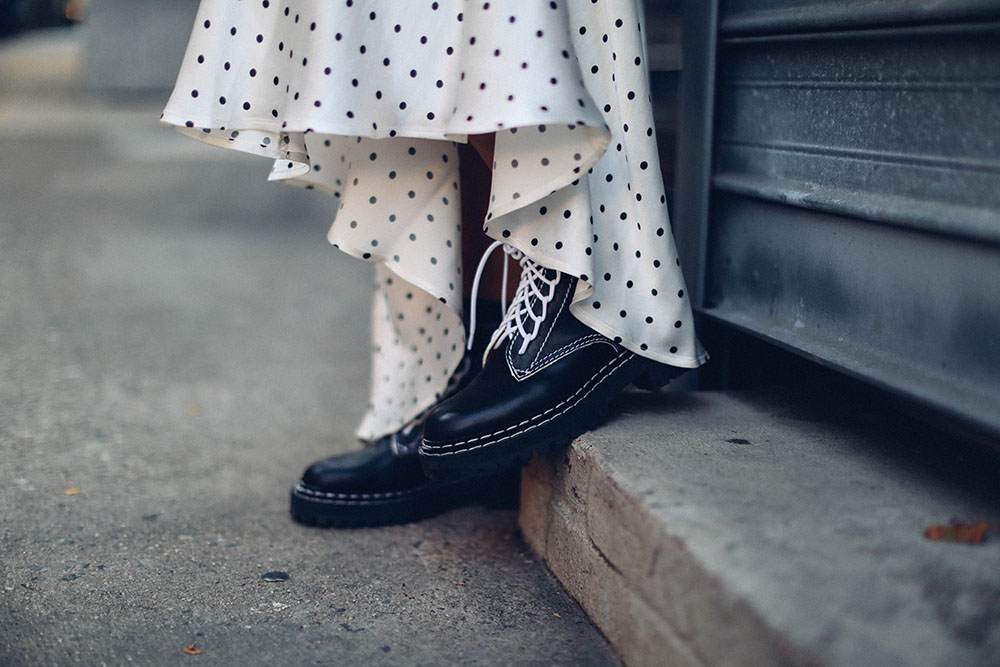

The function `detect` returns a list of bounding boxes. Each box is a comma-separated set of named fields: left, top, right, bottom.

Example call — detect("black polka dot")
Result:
left=167, top=3, right=696, bottom=418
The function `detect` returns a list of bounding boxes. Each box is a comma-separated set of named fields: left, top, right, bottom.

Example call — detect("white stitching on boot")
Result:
left=419, top=350, right=632, bottom=455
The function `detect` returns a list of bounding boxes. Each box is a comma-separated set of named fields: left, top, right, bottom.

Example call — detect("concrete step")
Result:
left=518, top=389, right=1000, bottom=666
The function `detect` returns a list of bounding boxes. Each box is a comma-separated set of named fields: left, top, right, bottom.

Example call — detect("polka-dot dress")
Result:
left=162, top=0, right=708, bottom=441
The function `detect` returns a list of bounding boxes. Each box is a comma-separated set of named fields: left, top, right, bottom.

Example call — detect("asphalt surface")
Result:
left=0, top=90, right=618, bottom=666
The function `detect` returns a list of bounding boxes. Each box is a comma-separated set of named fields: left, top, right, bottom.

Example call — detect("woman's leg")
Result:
left=459, top=133, right=519, bottom=303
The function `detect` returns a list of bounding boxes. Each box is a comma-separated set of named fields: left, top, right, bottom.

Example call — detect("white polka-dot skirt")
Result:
left=162, top=0, right=708, bottom=441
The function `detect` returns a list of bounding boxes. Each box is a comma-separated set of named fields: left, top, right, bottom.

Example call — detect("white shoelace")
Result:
left=467, top=240, right=561, bottom=363
left=389, top=243, right=560, bottom=453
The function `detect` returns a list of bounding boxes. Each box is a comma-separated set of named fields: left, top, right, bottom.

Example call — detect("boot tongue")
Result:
left=518, top=266, right=564, bottom=345
left=481, top=252, right=562, bottom=363
left=506, top=272, right=580, bottom=372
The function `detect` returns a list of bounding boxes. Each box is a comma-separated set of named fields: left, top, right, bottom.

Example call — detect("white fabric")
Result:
left=162, top=0, right=707, bottom=441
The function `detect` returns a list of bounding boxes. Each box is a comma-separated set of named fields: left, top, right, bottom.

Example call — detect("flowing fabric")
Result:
left=162, top=0, right=707, bottom=440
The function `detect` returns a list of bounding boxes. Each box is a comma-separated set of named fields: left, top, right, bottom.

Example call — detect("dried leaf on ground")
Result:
left=923, top=520, right=991, bottom=545
left=183, top=644, right=203, bottom=655
left=64, top=489, right=80, bottom=495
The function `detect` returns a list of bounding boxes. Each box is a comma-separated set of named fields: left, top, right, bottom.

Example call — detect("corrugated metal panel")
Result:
left=721, top=0, right=1000, bottom=34
left=672, top=0, right=721, bottom=309
left=705, top=197, right=1000, bottom=435
left=715, top=22, right=1000, bottom=241
left=702, top=3, right=1000, bottom=436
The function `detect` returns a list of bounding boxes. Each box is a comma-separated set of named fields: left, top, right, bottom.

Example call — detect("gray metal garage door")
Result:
left=669, top=0, right=1000, bottom=438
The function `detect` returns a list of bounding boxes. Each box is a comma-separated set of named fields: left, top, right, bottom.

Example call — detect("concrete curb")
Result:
left=519, top=390, right=1000, bottom=666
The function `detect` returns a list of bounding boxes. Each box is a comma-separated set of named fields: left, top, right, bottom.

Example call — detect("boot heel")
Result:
left=633, top=361, right=685, bottom=391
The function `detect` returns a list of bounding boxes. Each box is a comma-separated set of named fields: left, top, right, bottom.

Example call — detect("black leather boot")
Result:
left=420, top=246, right=684, bottom=480
left=290, top=303, right=513, bottom=528
left=290, top=399, right=519, bottom=528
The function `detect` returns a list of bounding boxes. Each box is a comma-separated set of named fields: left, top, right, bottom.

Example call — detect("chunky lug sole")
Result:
left=420, top=353, right=681, bottom=481
left=290, top=473, right=518, bottom=528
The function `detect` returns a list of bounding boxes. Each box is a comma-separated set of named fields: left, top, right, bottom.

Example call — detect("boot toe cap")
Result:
left=299, top=438, right=426, bottom=494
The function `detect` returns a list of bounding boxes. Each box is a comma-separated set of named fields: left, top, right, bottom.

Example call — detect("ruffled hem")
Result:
left=161, top=0, right=707, bottom=439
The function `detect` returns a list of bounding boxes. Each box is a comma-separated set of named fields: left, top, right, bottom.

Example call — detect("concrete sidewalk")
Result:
left=0, top=91, right=617, bottom=665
